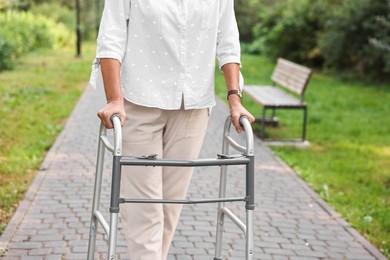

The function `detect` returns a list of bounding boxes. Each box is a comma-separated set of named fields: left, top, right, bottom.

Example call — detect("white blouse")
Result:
left=91, top=0, right=241, bottom=110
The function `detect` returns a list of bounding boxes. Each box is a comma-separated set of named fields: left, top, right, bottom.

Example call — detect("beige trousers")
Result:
left=120, top=100, right=209, bottom=260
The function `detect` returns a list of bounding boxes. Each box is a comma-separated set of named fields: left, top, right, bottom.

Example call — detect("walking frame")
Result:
left=87, top=115, right=255, bottom=260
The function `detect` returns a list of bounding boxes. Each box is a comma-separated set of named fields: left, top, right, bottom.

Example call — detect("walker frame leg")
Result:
left=215, top=121, right=230, bottom=260
left=107, top=155, right=122, bottom=260
left=108, top=213, right=119, bottom=260
left=214, top=165, right=228, bottom=260
left=215, top=117, right=255, bottom=260
left=87, top=126, right=107, bottom=260
left=245, top=156, right=255, bottom=260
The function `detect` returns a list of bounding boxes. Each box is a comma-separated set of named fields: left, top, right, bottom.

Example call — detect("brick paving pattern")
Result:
left=0, top=86, right=387, bottom=260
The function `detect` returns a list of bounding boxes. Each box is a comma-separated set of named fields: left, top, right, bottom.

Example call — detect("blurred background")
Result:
left=0, top=0, right=389, bottom=77
left=0, top=0, right=389, bottom=258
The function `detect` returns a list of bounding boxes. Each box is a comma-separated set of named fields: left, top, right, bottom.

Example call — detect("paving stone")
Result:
left=1, top=257, right=19, bottom=260
left=4, top=249, right=29, bottom=256
left=8, top=242, right=42, bottom=250
left=295, top=249, right=328, bottom=258
left=44, top=255, right=65, bottom=260
left=290, top=256, right=321, bottom=260
left=263, top=247, right=295, bottom=256
left=28, top=248, right=52, bottom=256
left=20, top=257, right=42, bottom=260
left=346, top=253, right=377, bottom=260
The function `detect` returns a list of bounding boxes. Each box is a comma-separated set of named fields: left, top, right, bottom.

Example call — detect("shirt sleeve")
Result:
left=216, top=0, right=241, bottom=70
left=96, top=0, right=129, bottom=63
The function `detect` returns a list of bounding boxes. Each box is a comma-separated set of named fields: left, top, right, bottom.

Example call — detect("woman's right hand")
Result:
left=97, top=98, right=126, bottom=129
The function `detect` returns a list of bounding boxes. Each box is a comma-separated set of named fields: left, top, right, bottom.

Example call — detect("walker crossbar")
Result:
left=120, top=197, right=246, bottom=204
left=87, top=115, right=255, bottom=260
left=120, top=156, right=250, bottom=167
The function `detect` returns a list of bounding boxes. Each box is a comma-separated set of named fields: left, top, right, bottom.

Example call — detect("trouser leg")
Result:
left=161, top=108, right=209, bottom=259
left=120, top=101, right=165, bottom=260
left=120, top=100, right=209, bottom=260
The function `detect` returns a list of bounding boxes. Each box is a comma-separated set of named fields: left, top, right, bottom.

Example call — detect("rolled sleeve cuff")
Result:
left=218, top=56, right=241, bottom=70
left=96, top=51, right=123, bottom=63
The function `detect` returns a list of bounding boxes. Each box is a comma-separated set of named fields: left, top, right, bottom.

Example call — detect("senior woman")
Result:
left=93, top=0, right=254, bottom=259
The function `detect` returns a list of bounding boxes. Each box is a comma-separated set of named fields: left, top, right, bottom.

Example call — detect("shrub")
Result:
left=0, top=35, right=13, bottom=70
left=0, top=0, right=29, bottom=11
left=235, top=0, right=261, bottom=43
left=0, top=11, right=74, bottom=71
left=249, top=0, right=328, bottom=66
left=319, top=0, right=390, bottom=78
left=30, top=2, right=75, bottom=30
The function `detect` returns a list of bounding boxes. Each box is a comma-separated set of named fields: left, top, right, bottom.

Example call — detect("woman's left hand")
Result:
left=228, top=94, right=255, bottom=133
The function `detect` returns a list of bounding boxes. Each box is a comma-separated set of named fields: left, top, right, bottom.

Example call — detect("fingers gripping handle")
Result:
left=224, top=116, right=254, bottom=156
left=239, top=116, right=254, bottom=156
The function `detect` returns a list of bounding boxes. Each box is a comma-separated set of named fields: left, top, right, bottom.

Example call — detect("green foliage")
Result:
left=250, top=0, right=328, bottom=65
left=30, top=2, right=75, bottom=30
left=0, top=35, right=13, bottom=70
left=0, top=11, right=74, bottom=71
left=234, top=0, right=261, bottom=42
left=244, top=0, right=390, bottom=79
left=1, top=0, right=99, bottom=40
left=0, top=0, right=29, bottom=11
left=29, top=0, right=74, bottom=9
left=320, top=0, right=390, bottom=77
left=0, top=0, right=73, bottom=11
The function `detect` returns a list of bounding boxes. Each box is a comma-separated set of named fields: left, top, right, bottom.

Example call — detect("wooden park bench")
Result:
left=243, top=58, right=312, bottom=141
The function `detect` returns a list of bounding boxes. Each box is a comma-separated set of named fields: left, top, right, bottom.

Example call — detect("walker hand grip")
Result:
left=110, top=114, right=121, bottom=126
left=239, top=116, right=249, bottom=127
left=101, top=114, right=122, bottom=156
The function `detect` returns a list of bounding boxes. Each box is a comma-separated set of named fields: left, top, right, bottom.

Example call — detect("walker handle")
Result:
left=110, top=114, right=122, bottom=156
left=223, top=116, right=254, bottom=156
left=110, top=114, right=121, bottom=126
left=239, top=116, right=249, bottom=128
left=239, top=116, right=254, bottom=156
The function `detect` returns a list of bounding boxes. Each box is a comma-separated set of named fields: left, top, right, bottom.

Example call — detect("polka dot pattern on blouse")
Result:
left=96, top=0, right=240, bottom=110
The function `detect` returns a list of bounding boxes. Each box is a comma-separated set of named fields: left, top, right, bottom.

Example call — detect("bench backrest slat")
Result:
left=271, top=58, right=312, bottom=96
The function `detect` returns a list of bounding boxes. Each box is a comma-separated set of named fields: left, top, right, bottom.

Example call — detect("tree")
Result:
left=368, top=0, right=390, bottom=73
left=250, top=0, right=329, bottom=65
left=0, top=0, right=29, bottom=11
left=319, top=0, right=390, bottom=77
left=235, top=0, right=260, bottom=42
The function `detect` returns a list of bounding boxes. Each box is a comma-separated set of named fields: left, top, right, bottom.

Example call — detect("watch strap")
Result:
left=227, top=89, right=241, bottom=100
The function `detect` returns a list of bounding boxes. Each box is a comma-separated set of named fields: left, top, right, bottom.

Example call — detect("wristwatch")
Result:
left=227, top=89, right=242, bottom=100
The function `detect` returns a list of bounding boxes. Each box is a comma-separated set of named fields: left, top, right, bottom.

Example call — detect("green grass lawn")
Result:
left=215, top=55, right=390, bottom=257
left=0, top=43, right=95, bottom=234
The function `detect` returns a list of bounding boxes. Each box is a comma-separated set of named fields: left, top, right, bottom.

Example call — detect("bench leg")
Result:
left=261, top=108, right=267, bottom=140
left=302, top=107, right=308, bottom=141
left=271, top=108, right=276, bottom=120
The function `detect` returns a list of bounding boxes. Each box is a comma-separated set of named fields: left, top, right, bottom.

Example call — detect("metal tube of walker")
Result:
left=214, top=116, right=255, bottom=260
left=107, top=115, right=123, bottom=260
left=87, top=123, right=108, bottom=260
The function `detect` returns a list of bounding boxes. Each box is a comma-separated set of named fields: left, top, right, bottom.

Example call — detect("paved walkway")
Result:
left=0, top=86, right=387, bottom=260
